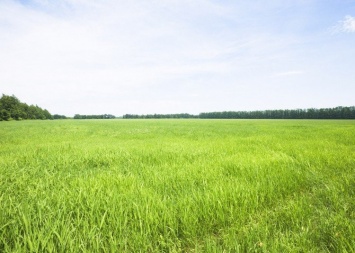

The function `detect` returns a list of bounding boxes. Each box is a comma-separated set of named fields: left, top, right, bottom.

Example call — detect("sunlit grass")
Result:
left=0, top=119, right=354, bottom=252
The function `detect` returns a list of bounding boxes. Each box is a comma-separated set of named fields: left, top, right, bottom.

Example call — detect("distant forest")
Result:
left=74, top=114, right=115, bottom=119
left=124, top=106, right=355, bottom=119
left=1, top=94, right=355, bottom=121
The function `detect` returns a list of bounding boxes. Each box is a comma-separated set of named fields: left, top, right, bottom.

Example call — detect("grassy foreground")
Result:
left=0, top=119, right=354, bottom=252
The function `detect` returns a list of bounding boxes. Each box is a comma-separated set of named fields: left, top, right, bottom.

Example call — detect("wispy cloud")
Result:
left=342, top=15, right=355, bottom=32
left=333, top=15, right=355, bottom=33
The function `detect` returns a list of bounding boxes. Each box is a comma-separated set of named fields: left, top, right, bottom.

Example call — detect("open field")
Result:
left=0, top=119, right=354, bottom=252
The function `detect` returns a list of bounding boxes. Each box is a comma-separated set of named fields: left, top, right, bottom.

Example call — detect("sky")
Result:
left=0, top=0, right=354, bottom=116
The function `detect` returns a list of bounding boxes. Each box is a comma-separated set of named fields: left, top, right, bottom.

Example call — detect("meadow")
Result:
left=0, top=119, right=354, bottom=252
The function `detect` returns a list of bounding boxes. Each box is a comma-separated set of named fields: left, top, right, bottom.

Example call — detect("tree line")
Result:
left=74, top=114, right=115, bottom=119
left=123, top=113, right=197, bottom=119
left=53, top=114, right=68, bottom=119
left=2, top=93, right=354, bottom=121
left=124, top=106, right=355, bottom=119
left=0, top=94, right=53, bottom=121
left=199, top=107, right=355, bottom=119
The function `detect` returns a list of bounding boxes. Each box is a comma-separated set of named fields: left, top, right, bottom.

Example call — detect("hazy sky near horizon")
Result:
left=1, top=0, right=354, bottom=116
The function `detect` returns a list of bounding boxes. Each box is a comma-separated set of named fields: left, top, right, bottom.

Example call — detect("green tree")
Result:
left=0, top=109, right=11, bottom=121
left=0, top=94, right=52, bottom=120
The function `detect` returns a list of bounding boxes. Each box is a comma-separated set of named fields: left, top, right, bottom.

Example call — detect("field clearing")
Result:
left=0, top=119, right=354, bottom=252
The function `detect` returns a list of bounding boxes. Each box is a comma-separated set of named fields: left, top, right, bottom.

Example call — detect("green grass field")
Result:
left=0, top=119, right=354, bottom=252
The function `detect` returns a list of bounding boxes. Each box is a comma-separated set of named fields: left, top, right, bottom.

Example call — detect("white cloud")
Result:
left=341, top=15, right=355, bottom=32
left=333, top=15, right=355, bottom=33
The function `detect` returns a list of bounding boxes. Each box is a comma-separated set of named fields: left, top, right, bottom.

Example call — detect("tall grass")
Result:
left=0, top=119, right=354, bottom=252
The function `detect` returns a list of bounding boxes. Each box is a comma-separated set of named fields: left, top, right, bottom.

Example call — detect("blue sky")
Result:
left=1, top=0, right=354, bottom=116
